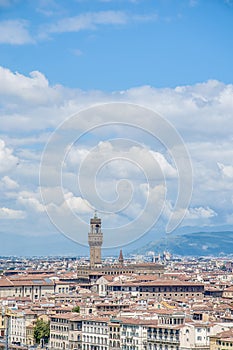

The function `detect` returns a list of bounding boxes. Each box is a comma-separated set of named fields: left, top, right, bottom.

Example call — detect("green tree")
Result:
left=72, top=305, right=80, bottom=313
left=34, top=319, right=50, bottom=344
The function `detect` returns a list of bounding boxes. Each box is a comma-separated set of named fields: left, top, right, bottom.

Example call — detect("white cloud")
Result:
left=124, top=80, right=233, bottom=140
left=45, top=11, right=128, bottom=34
left=0, top=139, right=18, bottom=173
left=0, top=207, right=26, bottom=219
left=150, top=151, right=177, bottom=178
left=0, top=20, right=34, bottom=45
left=16, top=187, right=91, bottom=216
left=0, top=176, right=19, bottom=190
left=65, top=147, right=90, bottom=168
left=1, top=67, right=233, bottom=238
left=0, top=67, right=61, bottom=104
left=63, top=192, right=92, bottom=214
left=17, top=190, right=46, bottom=213
left=40, top=10, right=157, bottom=39
left=218, top=162, right=233, bottom=179
left=0, top=133, right=51, bottom=147
left=186, top=206, right=217, bottom=220
left=65, top=141, right=177, bottom=181
left=1, top=67, right=233, bottom=136
left=163, top=204, right=217, bottom=228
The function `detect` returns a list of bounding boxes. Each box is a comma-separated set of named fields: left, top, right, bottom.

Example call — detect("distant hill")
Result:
left=136, top=231, right=233, bottom=256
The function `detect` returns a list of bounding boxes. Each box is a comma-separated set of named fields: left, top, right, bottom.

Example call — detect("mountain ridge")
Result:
left=136, top=231, right=233, bottom=256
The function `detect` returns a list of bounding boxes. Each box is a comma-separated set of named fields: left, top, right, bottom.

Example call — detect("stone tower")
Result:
left=88, top=212, right=103, bottom=267
left=118, top=249, right=124, bottom=266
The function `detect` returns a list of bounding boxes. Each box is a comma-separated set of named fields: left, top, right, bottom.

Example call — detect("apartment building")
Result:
left=147, top=311, right=185, bottom=350
left=222, top=287, right=233, bottom=299
left=82, top=317, right=109, bottom=350
left=147, top=323, right=181, bottom=350
left=5, top=310, right=37, bottom=347
left=50, top=313, right=81, bottom=350
left=107, top=280, right=204, bottom=300
left=49, top=309, right=233, bottom=350
left=108, top=319, right=121, bottom=349
left=9, top=311, right=26, bottom=346
left=0, top=275, right=76, bottom=302
left=0, top=276, right=55, bottom=301
left=50, top=314, right=109, bottom=350
left=210, top=329, right=233, bottom=350
left=180, top=323, right=210, bottom=350
left=120, top=318, right=147, bottom=350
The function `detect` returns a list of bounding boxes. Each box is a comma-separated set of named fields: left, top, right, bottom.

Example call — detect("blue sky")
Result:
left=1, top=0, right=233, bottom=90
left=0, top=0, right=233, bottom=256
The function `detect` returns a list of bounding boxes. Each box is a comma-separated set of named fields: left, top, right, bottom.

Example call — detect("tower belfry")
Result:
left=88, top=212, right=103, bottom=267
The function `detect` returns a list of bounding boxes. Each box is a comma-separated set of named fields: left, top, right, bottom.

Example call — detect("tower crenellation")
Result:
left=78, top=214, right=164, bottom=279
left=88, top=212, right=103, bottom=267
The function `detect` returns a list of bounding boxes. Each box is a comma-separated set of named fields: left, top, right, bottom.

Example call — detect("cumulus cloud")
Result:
left=1, top=67, right=233, bottom=240
left=1, top=66, right=233, bottom=138
left=63, top=192, right=92, bottom=214
left=0, top=67, right=60, bottom=103
left=0, top=20, right=34, bottom=45
left=0, top=139, right=18, bottom=173
left=163, top=202, right=217, bottom=227
left=65, top=147, right=90, bottom=169
left=186, top=206, right=217, bottom=220
left=17, top=190, right=46, bottom=213
left=16, top=187, right=92, bottom=216
left=65, top=141, right=177, bottom=181
left=124, top=80, right=233, bottom=140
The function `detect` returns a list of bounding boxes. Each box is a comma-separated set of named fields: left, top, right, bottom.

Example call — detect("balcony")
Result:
left=146, top=336, right=180, bottom=344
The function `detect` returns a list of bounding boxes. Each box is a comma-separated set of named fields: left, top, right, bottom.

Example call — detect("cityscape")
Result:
left=1, top=1, right=233, bottom=350
left=1, top=214, right=233, bottom=349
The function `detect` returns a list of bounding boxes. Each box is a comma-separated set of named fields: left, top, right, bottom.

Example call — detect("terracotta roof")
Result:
left=0, top=276, right=55, bottom=286
left=108, top=279, right=203, bottom=287
left=0, top=278, right=14, bottom=286
left=213, top=329, right=233, bottom=340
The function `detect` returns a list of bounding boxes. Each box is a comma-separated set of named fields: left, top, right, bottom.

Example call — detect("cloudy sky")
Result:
left=0, top=0, right=233, bottom=256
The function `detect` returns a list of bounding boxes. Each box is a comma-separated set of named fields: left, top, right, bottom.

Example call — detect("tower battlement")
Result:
left=88, top=213, right=103, bottom=267
left=77, top=214, right=165, bottom=280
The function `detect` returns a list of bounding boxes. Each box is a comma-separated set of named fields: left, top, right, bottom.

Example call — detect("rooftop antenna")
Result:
left=94, top=210, right=98, bottom=219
